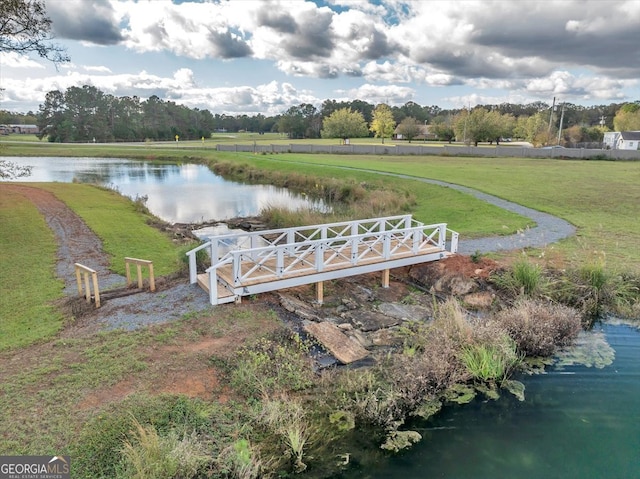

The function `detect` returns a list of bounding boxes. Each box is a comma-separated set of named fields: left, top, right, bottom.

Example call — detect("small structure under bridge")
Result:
left=186, top=214, right=459, bottom=306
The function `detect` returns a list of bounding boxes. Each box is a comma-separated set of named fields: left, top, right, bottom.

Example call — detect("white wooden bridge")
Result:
left=186, top=214, right=458, bottom=305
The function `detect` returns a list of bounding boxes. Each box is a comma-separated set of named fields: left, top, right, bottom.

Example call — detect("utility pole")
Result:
left=548, top=96, right=556, bottom=134
left=557, top=103, right=565, bottom=145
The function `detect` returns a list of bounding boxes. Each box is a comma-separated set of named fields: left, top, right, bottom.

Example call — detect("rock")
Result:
left=279, top=294, right=321, bottom=321
left=433, top=275, right=477, bottom=296
left=304, top=321, right=369, bottom=364
left=346, top=329, right=373, bottom=348
left=349, top=310, right=401, bottom=332
left=462, top=291, right=494, bottom=309
left=368, top=328, right=401, bottom=347
left=377, top=302, right=431, bottom=321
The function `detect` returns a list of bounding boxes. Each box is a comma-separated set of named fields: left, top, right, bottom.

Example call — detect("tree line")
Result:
left=2, top=84, right=639, bottom=146
left=34, top=85, right=216, bottom=142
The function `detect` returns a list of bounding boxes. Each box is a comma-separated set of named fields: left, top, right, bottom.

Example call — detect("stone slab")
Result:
left=304, top=321, right=369, bottom=364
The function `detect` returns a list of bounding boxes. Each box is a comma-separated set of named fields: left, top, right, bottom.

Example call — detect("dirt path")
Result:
left=5, top=184, right=124, bottom=293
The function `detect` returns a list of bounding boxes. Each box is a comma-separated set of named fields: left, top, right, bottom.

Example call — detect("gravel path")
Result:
left=376, top=172, right=577, bottom=254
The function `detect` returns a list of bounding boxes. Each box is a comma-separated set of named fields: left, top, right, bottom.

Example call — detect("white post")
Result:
left=438, top=224, right=447, bottom=249
left=383, top=233, right=391, bottom=259
left=209, top=268, right=218, bottom=305
left=315, top=242, right=325, bottom=272
left=210, top=241, right=218, bottom=266
left=351, top=223, right=359, bottom=263
left=188, top=252, right=197, bottom=284
left=287, top=229, right=295, bottom=256
left=232, top=251, right=241, bottom=285
left=277, top=249, right=284, bottom=277
left=450, top=230, right=459, bottom=253
left=413, top=228, right=422, bottom=253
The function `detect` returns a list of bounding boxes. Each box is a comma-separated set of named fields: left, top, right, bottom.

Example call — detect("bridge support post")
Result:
left=316, top=281, right=324, bottom=304
left=382, top=269, right=390, bottom=288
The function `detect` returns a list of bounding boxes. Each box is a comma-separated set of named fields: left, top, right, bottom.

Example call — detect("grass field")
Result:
left=0, top=187, right=64, bottom=349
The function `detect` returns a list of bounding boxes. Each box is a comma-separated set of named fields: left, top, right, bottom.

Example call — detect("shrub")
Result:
left=493, top=299, right=582, bottom=356
left=71, top=395, right=224, bottom=479
left=218, top=439, right=265, bottom=479
left=257, top=398, right=312, bottom=473
left=460, top=338, right=519, bottom=382
left=552, top=262, right=640, bottom=323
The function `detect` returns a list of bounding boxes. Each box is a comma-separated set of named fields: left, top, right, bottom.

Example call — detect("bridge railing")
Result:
left=186, top=215, right=458, bottom=304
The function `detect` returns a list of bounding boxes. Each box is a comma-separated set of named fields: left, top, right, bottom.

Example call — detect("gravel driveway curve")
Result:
left=325, top=166, right=576, bottom=255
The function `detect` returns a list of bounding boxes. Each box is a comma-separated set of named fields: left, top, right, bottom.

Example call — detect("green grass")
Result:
left=0, top=329, right=151, bottom=455
left=0, top=187, right=65, bottom=349
left=37, top=183, right=184, bottom=277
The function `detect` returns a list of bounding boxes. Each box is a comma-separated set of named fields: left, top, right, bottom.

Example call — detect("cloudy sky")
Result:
left=1, top=0, right=639, bottom=115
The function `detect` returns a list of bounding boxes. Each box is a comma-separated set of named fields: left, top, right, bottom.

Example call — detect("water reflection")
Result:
left=1, top=156, right=324, bottom=224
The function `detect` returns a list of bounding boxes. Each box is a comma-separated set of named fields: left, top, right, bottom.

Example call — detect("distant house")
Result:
left=7, top=124, right=40, bottom=134
left=394, top=124, right=435, bottom=141
left=603, top=131, right=640, bottom=150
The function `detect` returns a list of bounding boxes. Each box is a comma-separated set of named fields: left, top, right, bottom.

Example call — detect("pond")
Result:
left=0, top=156, right=323, bottom=225
left=337, top=321, right=639, bottom=479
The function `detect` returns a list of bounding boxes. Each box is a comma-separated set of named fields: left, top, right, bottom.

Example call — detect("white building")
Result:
left=603, top=131, right=640, bottom=150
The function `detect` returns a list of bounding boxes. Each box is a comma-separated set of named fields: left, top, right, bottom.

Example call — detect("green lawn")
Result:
left=0, top=187, right=64, bottom=350
left=3, top=140, right=640, bottom=274
left=208, top=152, right=640, bottom=272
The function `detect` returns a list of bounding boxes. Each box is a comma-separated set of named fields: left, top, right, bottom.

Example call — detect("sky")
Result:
left=1, top=0, right=640, bottom=115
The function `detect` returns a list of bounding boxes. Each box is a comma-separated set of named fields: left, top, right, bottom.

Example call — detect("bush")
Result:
left=460, top=338, right=519, bottom=382
left=552, top=262, right=640, bottom=323
left=493, top=299, right=581, bottom=356
left=71, top=395, right=226, bottom=479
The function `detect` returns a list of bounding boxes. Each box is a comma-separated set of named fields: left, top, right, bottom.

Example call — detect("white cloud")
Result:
left=83, top=65, right=113, bottom=73
left=0, top=52, right=46, bottom=69
left=336, top=83, right=415, bottom=105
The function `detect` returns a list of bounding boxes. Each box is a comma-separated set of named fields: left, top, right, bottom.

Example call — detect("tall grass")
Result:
left=553, top=261, right=640, bottom=323
left=492, top=258, right=546, bottom=298
left=118, top=417, right=209, bottom=479
left=258, top=398, right=312, bottom=473
left=460, top=338, right=519, bottom=382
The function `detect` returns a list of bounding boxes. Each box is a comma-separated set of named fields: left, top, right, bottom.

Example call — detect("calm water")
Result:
left=341, top=322, right=639, bottom=479
left=1, top=156, right=322, bottom=224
